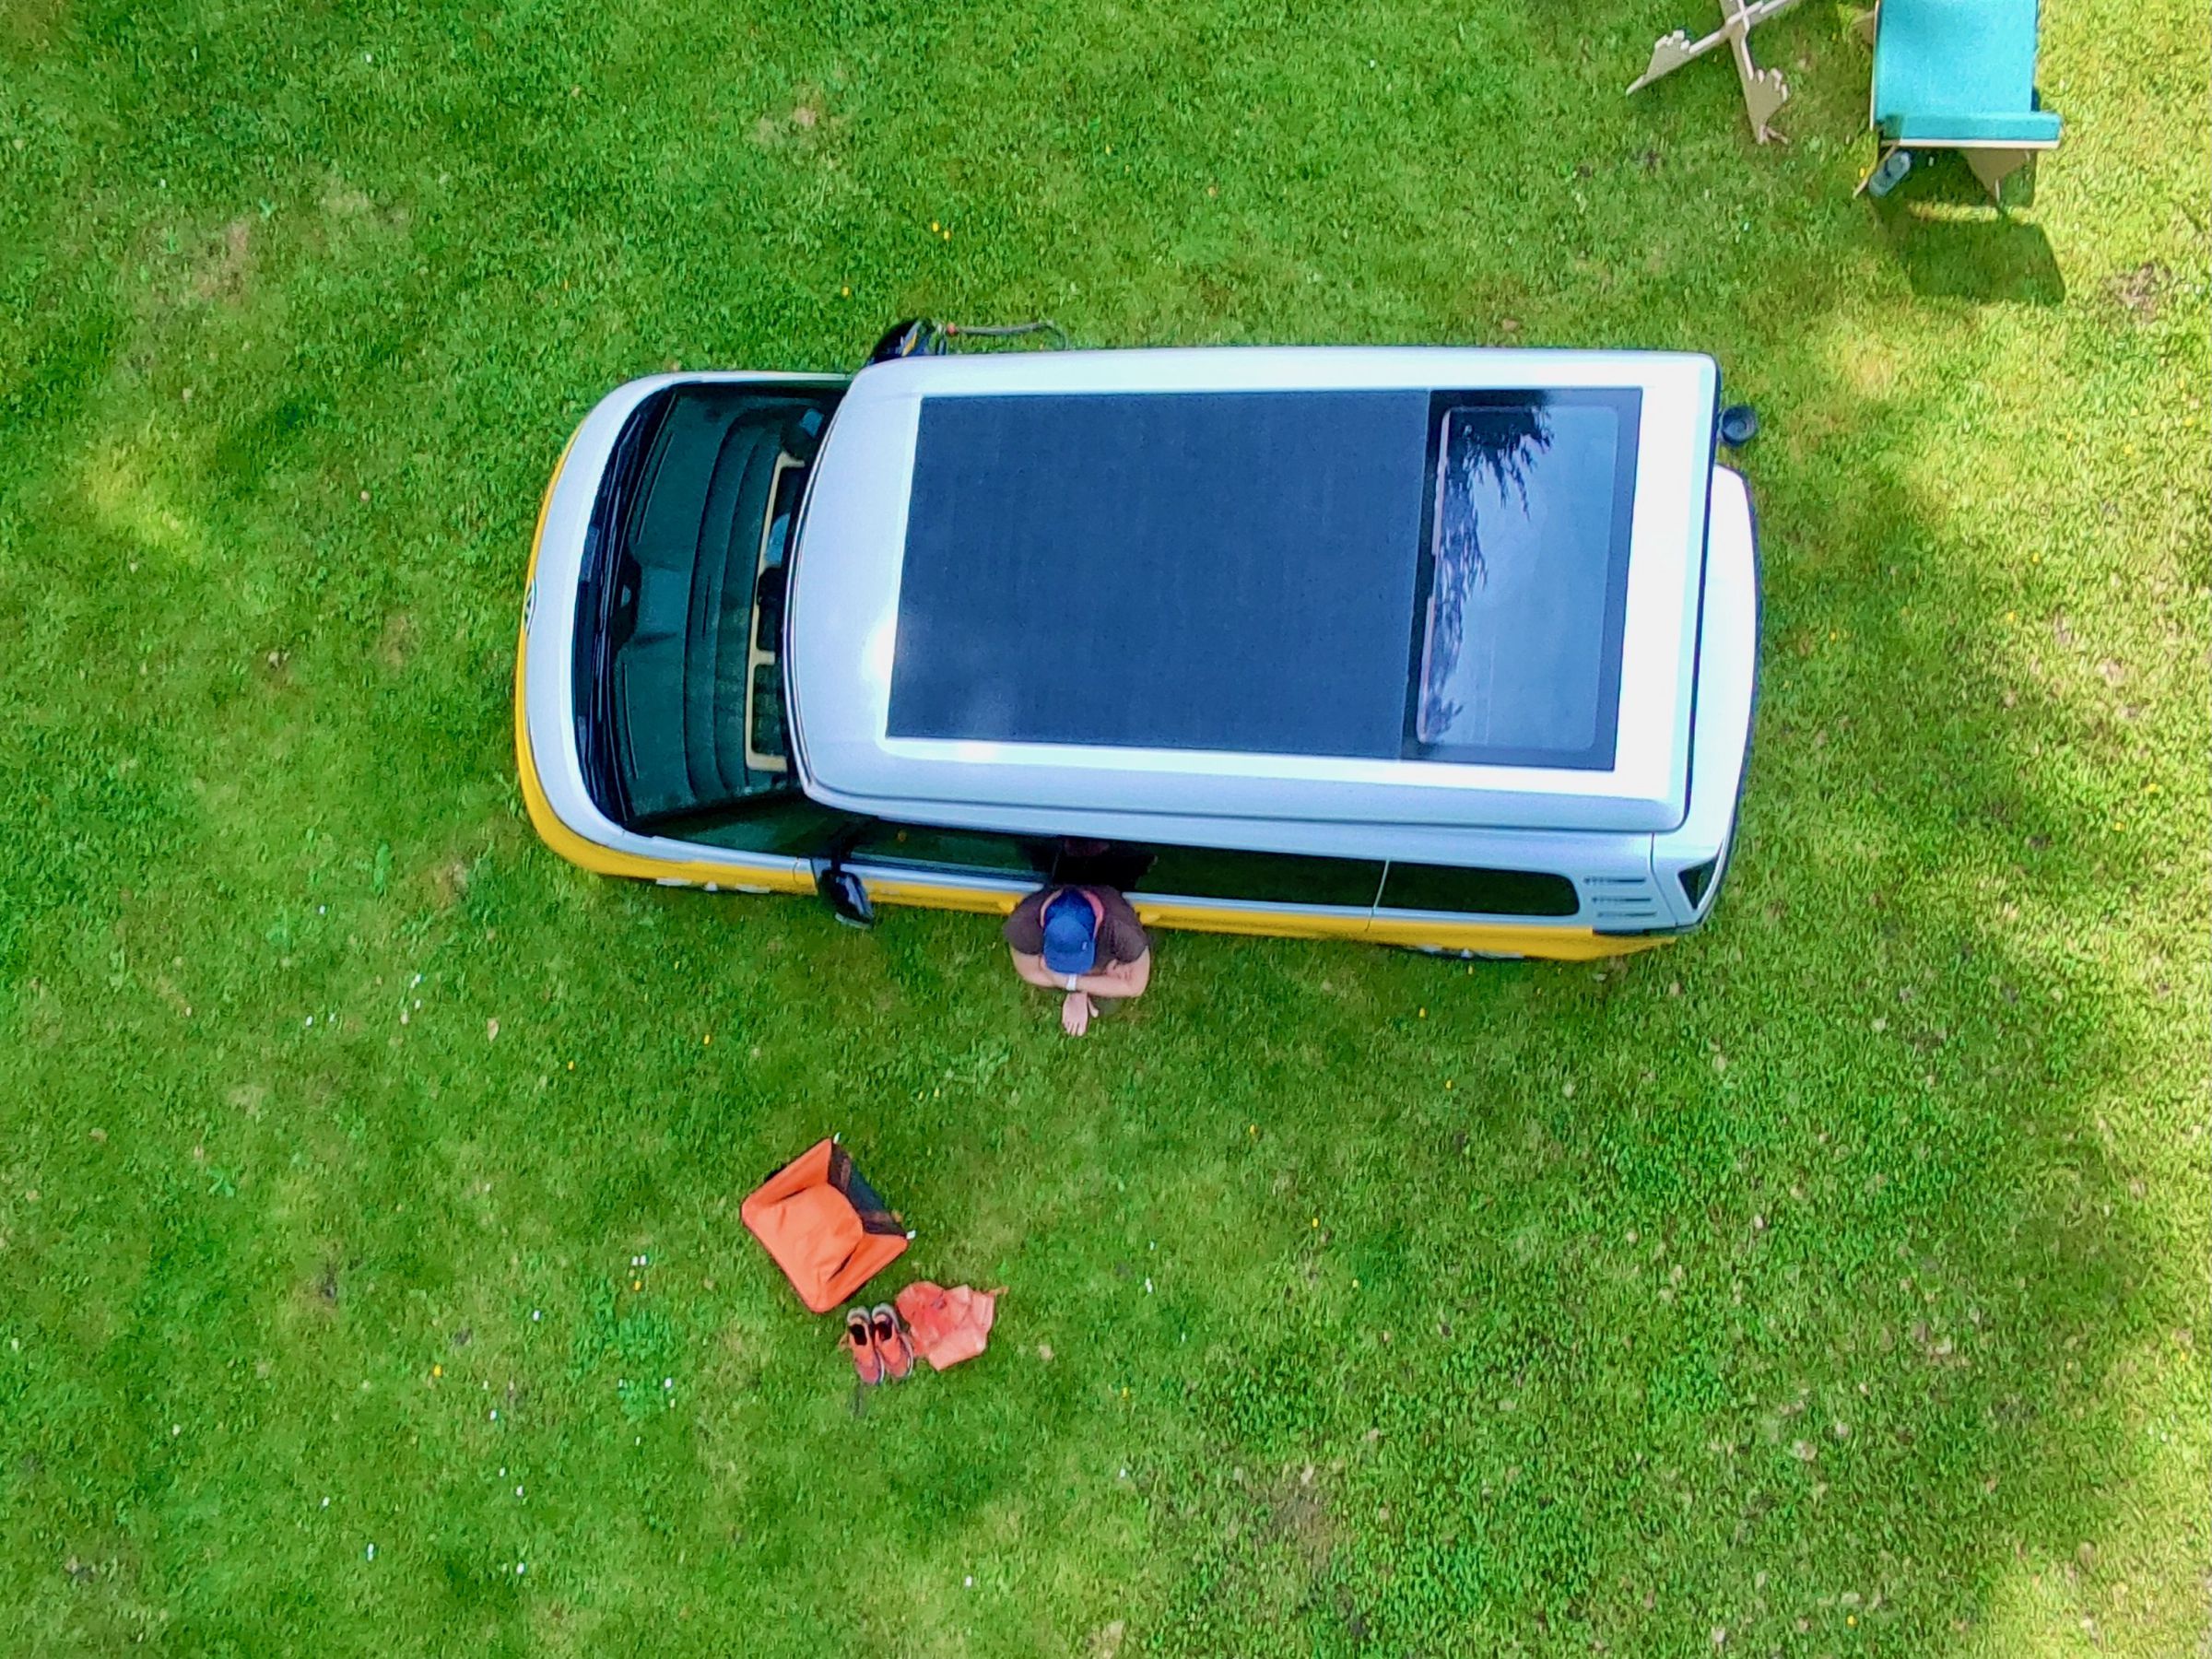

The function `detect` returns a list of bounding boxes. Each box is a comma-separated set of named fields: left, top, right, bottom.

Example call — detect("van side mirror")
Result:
left=1718, top=404, right=1759, bottom=449
left=813, top=862, right=876, bottom=928
left=867, top=319, right=943, bottom=365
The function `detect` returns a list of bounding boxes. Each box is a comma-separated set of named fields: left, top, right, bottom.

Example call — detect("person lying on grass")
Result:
left=1004, top=884, right=1152, bottom=1037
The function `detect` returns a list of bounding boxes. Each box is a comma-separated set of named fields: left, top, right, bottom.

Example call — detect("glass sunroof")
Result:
left=1408, top=389, right=1641, bottom=770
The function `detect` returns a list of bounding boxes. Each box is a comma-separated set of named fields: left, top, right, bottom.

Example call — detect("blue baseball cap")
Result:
left=1041, top=890, right=1100, bottom=976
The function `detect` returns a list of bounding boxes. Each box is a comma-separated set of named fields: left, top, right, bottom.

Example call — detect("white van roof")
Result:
left=786, top=346, right=1720, bottom=841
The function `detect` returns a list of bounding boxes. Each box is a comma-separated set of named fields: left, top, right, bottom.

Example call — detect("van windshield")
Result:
left=590, top=385, right=839, bottom=826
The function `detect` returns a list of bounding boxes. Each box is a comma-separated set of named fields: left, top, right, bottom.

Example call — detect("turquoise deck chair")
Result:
left=1862, top=0, right=2061, bottom=199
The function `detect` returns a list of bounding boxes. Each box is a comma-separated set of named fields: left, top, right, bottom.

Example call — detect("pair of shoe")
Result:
left=844, top=1303, right=914, bottom=1385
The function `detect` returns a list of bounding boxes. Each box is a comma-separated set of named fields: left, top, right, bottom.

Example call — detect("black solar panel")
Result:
left=886, top=385, right=1647, bottom=769
left=888, top=391, right=1430, bottom=758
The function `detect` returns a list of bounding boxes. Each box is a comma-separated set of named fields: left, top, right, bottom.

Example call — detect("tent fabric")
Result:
left=894, top=1281, right=999, bottom=1371
left=741, top=1139, right=909, bottom=1313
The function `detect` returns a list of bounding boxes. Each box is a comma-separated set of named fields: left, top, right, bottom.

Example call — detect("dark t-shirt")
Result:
left=1003, top=886, right=1150, bottom=967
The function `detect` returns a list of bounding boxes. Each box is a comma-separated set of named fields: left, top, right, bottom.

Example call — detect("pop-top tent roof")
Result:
left=786, top=347, right=1719, bottom=840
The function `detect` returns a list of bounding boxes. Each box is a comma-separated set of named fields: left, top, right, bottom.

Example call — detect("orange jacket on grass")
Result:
left=740, top=1139, right=909, bottom=1313
left=894, top=1281, right=998, bottom=1371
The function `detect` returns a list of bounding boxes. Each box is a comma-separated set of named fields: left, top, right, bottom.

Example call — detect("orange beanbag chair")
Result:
left=740, top=1140, right=909, bottom=1313
left=894, top=1281, right=999, bottom=1371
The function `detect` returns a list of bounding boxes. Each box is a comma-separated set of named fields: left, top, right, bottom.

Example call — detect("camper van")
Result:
left=515, top=346, right=1759, bottom=960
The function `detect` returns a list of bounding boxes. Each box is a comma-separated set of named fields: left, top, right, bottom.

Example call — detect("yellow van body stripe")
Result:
left=1132, top=900, right=1370, bottom=943
left=516, top=436, right=1677, bottom=962
left=846, top=877, right=1017, bottom=916
left=1367, top=915, right=1665, bottom=959
left=715, top=869, right=1661, bottom=960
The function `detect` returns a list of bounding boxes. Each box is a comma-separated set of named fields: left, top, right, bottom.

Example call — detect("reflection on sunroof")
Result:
left=1410, top=389, right=1641, bottom=771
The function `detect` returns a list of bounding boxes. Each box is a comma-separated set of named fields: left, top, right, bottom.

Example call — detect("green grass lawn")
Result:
left=2, top=0, right=2206, bottom=1652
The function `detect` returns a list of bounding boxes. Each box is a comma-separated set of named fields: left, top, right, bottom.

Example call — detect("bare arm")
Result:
left=1012, top=947, right=1100, bottom=1037
left=1074, top=948, right=1151, bottom=1000
left=1008, top=947, right=1065, bottom=990
left=1012, top=947, right=1150, bottom=1000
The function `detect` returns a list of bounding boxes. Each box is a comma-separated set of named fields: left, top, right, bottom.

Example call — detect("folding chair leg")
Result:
left=1964, top=147, right=2029, bottom=201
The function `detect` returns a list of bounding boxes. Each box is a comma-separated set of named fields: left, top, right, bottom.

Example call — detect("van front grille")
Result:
left=1583, top=876, right=1663, bottom=932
